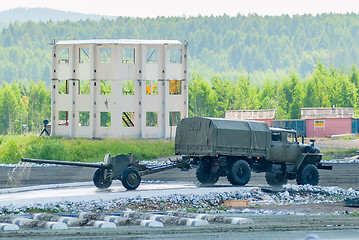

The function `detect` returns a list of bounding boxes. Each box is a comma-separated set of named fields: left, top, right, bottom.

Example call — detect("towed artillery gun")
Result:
left=22, top=154, right=189, bottom=190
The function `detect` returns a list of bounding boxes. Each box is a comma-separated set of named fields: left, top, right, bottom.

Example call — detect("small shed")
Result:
left=301, top=108, right=354, bottom=137
left=225, top=109, right=275, bottom=126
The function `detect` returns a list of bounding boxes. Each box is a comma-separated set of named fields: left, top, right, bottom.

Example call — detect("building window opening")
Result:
left=79, top=47, right=90, bottom=63
left=170, top=48, right=182, bottom=63
left=100, top=48, right=111, bottom=63
left=58, top=111, right=69, bottom=126
left=146, top=112, right=158, bottom=127
left=79, top=111, right=90, bottom=126
left=58, top=80, right=68, bottom=94
left=100, top=112, right=111, bottom=127
left=123, top=48, right=135, bottom=63
left=122, top=80, right=135, bottom=95
left=314, top=120, right=325, bottom=128
left=146, top=48, right=158, bottom=63
left=169, top=111, right=181, bottom=126
left=58, top=48, right=69, bottom=63
left=79, top=80, right=90, bottom=95
left=146, top=80, right=158, bottom=95
left=101, top=80, right=111, bottom=95
left=122, top=112, right=135, bottom=127
left=169, top=80, right=182, bottom=95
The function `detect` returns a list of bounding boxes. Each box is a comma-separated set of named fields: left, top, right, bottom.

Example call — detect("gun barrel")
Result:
left=21, top=158, right=111, bottom=169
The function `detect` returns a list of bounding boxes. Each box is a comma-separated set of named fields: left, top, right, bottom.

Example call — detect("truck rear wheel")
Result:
left=93, top=168, right=112, bottom=189
left=265, top=172, right=288, bottom=186
left=196, top=161, right=219, bottom=184
left=227, top=160, right=251, bottom=186
left=296, top=164, right=319, bottom=185
left=121, top=167, right=141, bottom=190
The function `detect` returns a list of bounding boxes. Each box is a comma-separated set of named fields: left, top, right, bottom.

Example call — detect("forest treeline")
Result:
left=190, top=62, right=358, bottom=120
left=1, top=13, right=359, bottom=83
left=1, top=13, right=359, bottom=134
left=0, top=81, right=50, bottom=135
left=1, top=62, right=358, bottom=135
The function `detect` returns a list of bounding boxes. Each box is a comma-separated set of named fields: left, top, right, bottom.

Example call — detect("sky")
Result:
left=1, top=0, right=359, bottom=17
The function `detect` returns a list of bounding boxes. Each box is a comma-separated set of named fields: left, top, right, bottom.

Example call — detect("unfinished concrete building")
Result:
left=51, top=39, right=188, bottom=139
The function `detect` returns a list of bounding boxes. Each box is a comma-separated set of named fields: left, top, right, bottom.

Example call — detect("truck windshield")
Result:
left=287, top=133, right=297, bottom=143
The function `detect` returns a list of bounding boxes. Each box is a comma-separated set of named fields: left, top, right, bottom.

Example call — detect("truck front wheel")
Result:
left=296, top=164, right=319, bottom=185
left=196, top=161, right=219, bottom=184
left=227, top=160, right=251, bottom=186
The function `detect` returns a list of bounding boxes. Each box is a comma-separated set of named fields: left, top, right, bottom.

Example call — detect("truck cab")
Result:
left=269, top=128, right=301, bottom=164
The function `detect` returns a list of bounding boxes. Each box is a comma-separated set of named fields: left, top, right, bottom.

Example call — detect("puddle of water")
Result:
left=7, top=161, right=31, bottom=188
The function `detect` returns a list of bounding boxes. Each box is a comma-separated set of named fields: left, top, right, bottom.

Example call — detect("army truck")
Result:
left=175, top=117, right=332, bottom=186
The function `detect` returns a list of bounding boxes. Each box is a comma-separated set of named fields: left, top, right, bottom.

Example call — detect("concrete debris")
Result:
left=322, top=159, right=359, bottom=164
left=0, top=185, right=357, bottom=216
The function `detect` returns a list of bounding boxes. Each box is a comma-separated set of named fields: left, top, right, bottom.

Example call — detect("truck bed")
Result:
left=175, top=117, right=270, bottom=158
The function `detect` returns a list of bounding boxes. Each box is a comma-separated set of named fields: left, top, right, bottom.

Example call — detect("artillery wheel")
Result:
left=196, top=161, right=219, bottom=184
left=265, top=172, right=288, bottom=186
left=93, top=168, right=112, bottom=189
left=296, top=164, right=319, bottom=185
left=227, top=160, right=251, bottom=186
left=121, top=167, right=141, bottom=190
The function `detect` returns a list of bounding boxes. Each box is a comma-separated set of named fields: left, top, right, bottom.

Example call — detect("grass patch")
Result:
left=0, top=134, right=174, bottom=164
left=24, top=207, right=64, bottom=214
left=321, top=147, right=358, bottom=160
left=348, top=211, right=359, bottom=217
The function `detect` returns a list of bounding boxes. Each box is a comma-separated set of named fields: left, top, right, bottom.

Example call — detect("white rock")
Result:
left=229, top=217, right=252, bottom=225
left=140, top=220, right=163, bottom=228
left=92, top=221, right=116, bottom=229
left=0, top=223, right=19, bottom=231
left=185, top=219, right=209, bottom=226
left=45, top=222, right=68, bottom=230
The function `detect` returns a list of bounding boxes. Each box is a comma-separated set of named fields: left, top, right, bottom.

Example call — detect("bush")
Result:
left=0, top=134, right=175, bottom=164
left=0, top=140, right=22, bottom=164
left=23, top=138, right=68, bottom=160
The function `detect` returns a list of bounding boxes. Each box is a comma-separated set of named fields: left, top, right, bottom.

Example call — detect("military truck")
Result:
left=175, top=117, right=332, bottom=186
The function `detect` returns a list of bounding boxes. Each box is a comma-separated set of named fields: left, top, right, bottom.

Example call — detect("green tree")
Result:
left=188, top=74, right=217, bottom=117
left=0, top=83, right=21, bottom=134
left=28, top=81, right=51, bottom=132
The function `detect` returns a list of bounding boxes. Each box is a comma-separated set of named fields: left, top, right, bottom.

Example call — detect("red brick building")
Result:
left=301, top=108, right=354, bottom=138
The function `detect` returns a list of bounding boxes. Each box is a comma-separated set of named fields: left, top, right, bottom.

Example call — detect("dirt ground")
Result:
left=315, top=138, right=359, bottom=149
left=0, top=138, right=359, bottom=239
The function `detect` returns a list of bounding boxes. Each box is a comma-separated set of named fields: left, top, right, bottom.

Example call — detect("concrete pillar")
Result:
left=91, top=44, right=97, bottom=138
left=51, top=44, right=57, bottom=136
left=163, top=45, right=169, bottom=138
left=140, top=45, right=146, bottom=138
left=183, top=43, right=189, bottom=119
left=69, top=44, right=77, bottom=138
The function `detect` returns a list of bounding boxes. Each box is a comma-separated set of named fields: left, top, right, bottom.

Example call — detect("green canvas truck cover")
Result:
left=175, top=117, right=270, bottom=158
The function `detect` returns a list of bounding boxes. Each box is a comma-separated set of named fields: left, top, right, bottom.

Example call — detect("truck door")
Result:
left=269, top=131, right=285, bottom=162
left=284, top=132, right=301, bottom=164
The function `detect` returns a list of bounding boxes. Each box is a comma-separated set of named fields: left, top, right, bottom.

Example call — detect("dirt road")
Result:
left=1, top=162, right=358, bottom=240
left=1, top=163, right=358, bottom=190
